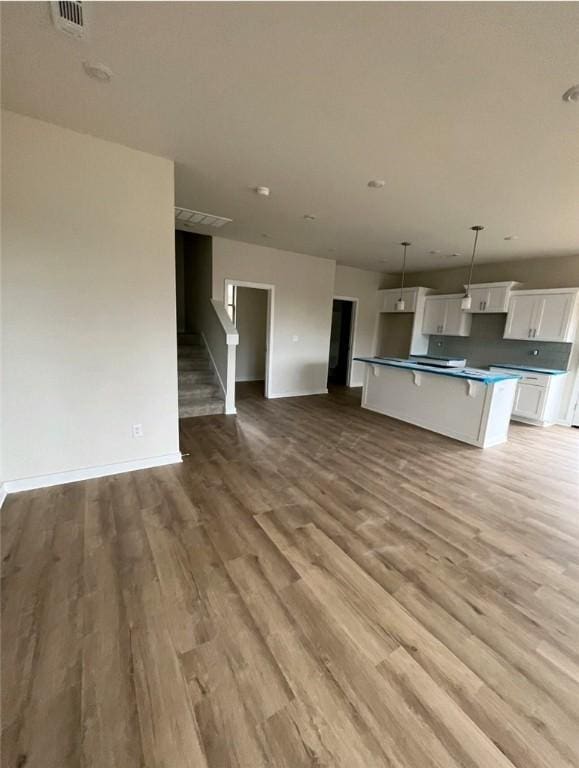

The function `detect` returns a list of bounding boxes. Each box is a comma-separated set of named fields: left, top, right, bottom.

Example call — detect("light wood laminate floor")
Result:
left=2, top=385, right=579, bottom=767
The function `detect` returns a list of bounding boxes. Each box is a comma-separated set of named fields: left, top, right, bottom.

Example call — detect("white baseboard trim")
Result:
left=0, top=483, right=7, bottom=509
left=235, top=376, right=265, bottom=383
left=268, top=388, right=328, bottom=399
left=3, top=452, right=182, bottom=495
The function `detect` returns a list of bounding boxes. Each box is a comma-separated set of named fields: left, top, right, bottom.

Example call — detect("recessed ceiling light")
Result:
left=562, top=84, right=579, bottom=103
left=254, top=186, right=271, bottom=197
left=82, top=61, right=113, bottom=82
left=504, top=235, right=519, bottom=241
left=261, top=233, right=270, bottom=239
left=303, top=214, right=316, bottom=221
left=447, top=252, right=462, bottom=258
left=367, top=179, right=386, bottom=188
left=429, top=250, right=441, bottom=255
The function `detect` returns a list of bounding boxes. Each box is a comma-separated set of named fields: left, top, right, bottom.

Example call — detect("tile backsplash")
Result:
left=427, top=314, right=572, bottom=370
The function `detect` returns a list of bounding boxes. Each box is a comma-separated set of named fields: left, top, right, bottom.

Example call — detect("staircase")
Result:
left=178, top=333, right=225, bottom=417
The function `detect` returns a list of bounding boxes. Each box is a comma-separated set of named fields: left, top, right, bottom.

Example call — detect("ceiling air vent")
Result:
left=51, top=1, right=85, bottom=39
left=175, top=207, right=233, bottom=230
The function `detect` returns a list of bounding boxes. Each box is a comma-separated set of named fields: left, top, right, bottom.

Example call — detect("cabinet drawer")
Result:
left=489, top=367, right=548, bottom=388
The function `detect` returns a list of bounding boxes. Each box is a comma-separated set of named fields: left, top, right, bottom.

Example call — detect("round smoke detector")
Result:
left=562, top=84, right=579, bottom=103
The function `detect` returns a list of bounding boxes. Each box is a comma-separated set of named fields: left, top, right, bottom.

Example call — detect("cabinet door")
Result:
left=468, top=287, right=491, bottom=313
left=485, top=285, right=510, bottom=312
left=534, top=293, right=576, bottom=342
left=381, top=289, right=418, bottom=313
left=381, top=291, right=397, bottom=312
left=512, top=382, right=546, bottom=420
left=443, top=298, right=471, bottom=336
left=504, top=295, right=536, bottom=339
left=422, top=299, right=446, bottom=334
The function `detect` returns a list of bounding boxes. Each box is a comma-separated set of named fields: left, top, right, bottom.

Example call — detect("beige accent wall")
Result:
left=1, top=111, right=180, bottom=483
left=212, top=238, right=335, bottom=398
left=182, top=233, right=213, bottom=334
left=400, top=254, right=579, bottom=293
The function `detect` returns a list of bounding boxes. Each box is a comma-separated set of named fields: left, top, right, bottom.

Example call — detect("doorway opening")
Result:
left=328, top=298, right=356, bottom=386
left=225, top=280, right=274, bottom=400
left=174, top=232, right=226, bottom=417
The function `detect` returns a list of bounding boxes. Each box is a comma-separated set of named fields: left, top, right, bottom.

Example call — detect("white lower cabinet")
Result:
left=489, top=368, right=568, bottom=425
left=512, top=382, right=546, bottom=420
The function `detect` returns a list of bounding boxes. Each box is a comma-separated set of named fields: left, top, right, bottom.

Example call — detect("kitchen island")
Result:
left=355, top=357, right=521, bottom=448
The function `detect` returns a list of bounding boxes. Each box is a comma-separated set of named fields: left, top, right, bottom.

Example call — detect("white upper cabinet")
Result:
left=379, top=287, right=425, bottom=313
left=422, top=295, right=472, bottom=336
left=463, top=282, right=519, bottom=313
left=422, top=296, right=447, bottom=334
left=504, top=294, right=537, bottom=340
left=504, top=289, right=579, bottom=342
left=534, top=293, right=577, bottom=341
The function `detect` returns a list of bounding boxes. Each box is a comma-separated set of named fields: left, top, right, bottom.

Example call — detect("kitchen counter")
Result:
left=490, top=363, right=567, bottom=376
left=355, top=357, right=520, bottom=448
left=356, top=356, right=521, bottom=384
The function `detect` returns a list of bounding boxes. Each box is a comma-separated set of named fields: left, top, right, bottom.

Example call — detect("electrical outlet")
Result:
left=132, top=423, right=144, bottom=438
left=292, top=334, right=299, bottom=342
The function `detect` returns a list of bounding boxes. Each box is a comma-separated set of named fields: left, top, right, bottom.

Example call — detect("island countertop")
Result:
left=356, top=357, right=520, bottom=448
left=490, top=363, right=567, bottom=376
left=354, top=357, right=521, bottom=384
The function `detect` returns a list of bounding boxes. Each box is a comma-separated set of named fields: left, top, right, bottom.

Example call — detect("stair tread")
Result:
left=179, top=399, right=225, bottom=417
left=178, top=372, right=215, bottom=381
left=180, top=394, right=223, bottom=404
left=179, top=389, right=221, bottom=402
left=178, top=361, right=213, bottom=371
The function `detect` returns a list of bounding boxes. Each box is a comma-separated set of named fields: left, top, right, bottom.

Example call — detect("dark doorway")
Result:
left=328, top=299, right=354, bottom=385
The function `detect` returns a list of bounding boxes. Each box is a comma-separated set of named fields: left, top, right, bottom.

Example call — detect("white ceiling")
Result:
left=2, top=1, right=579, bottom=272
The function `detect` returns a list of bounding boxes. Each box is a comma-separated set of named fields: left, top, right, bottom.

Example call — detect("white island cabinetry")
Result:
left=357, top=358, right=520, bottom=448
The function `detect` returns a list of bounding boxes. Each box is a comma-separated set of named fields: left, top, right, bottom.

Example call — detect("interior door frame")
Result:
left=224, top=279, right=274, bottom=398
left=332, top=296, right=358, bottom=387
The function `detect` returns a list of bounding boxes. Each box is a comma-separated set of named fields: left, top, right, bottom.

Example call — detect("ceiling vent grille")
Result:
left=175, top=207, right=233, bottom=229
left=51, top=1, right=85, bottom=39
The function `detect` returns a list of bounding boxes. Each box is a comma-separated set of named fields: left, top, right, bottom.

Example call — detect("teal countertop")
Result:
left=355, top=357, right=522, bottom=384
left=490, top=364, right=567, bottom=376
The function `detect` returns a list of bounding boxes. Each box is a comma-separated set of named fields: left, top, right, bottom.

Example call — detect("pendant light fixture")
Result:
left=395, top=241, right=411, bottom=311
left=461, top=225, right=485, bottom=310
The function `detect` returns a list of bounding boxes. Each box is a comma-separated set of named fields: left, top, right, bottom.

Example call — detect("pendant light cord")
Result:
left=399, top=241, right=410, bottom=299
left=465, top=226, right=483, bottom=296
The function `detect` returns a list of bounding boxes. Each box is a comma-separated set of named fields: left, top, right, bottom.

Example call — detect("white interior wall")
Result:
left=235, top=287, right=267, bottom=382
left=333, top=265, right=384, bottom=387
left=212, top=238, right=335, bottom=398
left=1, top=111, right=180, bottom=486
